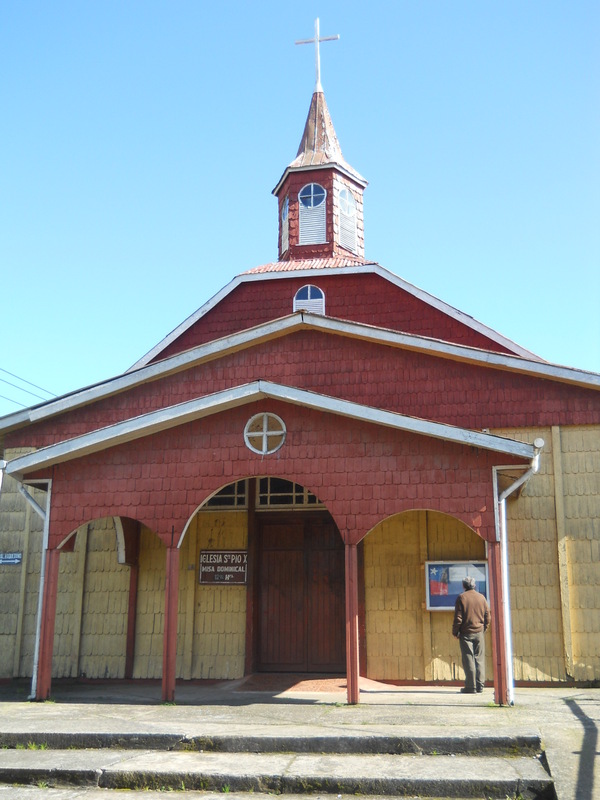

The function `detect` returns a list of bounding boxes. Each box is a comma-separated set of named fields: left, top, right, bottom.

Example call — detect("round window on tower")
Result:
left=281, top=196, right=289, bottom=222
left=299, top=183, right=326, bottom=208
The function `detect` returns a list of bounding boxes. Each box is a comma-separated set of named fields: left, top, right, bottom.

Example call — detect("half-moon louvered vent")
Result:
left=293, top=284, right=325, bottom=315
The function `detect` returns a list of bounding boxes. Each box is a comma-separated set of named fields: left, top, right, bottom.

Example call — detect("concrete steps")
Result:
left=0, top=730, right=556, bottom=799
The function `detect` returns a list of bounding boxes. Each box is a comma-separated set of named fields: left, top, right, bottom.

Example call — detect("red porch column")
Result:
left=345, top=542, right=360, bottom=705
left=488, top=540, right=509, bottom=705
left=162, top=546, right=180, bottom=703
left=36, top=548, right=61, bottom=701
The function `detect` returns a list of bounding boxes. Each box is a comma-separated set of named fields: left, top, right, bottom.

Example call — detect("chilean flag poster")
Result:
left=425, top=561, right=488, bottom=610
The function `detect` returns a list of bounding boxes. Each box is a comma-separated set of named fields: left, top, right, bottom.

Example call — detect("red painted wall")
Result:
left=43, top=401, right=512, bottom=548
left=7, top=329, right=600, bottom=452
left=153, top=272, right=520, bottom=362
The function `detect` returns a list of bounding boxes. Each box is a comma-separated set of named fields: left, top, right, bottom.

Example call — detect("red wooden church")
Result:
left=1, top=48, right=599, bottom=707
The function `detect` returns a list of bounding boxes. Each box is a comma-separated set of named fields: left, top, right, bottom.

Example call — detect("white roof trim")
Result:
left=5, top=380, right=535, bottom=481
left=128, top=262, right=540, bottom=370
left=1, top=311, right=598, bottom=437
left=272, top=162, right=368, bottom=196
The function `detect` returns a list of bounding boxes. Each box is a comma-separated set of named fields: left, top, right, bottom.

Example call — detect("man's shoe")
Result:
left=460, top=687, right=475, bottom=693
left=476, top=687, right=484, bottom=693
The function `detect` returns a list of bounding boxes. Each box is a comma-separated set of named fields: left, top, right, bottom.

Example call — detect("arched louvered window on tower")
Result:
left=281, top=196, right=289, bottom=254
left=298, top=183, right=326, bottom=245
left=293, top=284, right=325, bottom=315
left=339, top=188, right=357, bottom=253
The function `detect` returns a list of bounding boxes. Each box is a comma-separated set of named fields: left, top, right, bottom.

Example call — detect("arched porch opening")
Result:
left=176, top=476, right=345, bottom=681
left=362, top=509, right=489, bottom=686
left=48, top=516, right=164, bottom=683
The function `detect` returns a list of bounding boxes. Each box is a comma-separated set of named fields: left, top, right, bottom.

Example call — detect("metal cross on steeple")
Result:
left=295, top=18, right=339, bottom=93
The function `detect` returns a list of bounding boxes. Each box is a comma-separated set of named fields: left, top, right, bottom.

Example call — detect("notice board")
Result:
left=425, top=561, right=489, bottom=611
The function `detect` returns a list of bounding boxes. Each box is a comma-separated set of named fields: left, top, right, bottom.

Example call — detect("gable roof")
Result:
left=128, top=260, right=542, bottom=370
left=1, top=311, right=598, bottom=445
left=5, top=379, right=538, bottom=482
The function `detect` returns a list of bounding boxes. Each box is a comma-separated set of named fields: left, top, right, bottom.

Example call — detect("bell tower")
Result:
left=272, top=19, right=368, bottom=262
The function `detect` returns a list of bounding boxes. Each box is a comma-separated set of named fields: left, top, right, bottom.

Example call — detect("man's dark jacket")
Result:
left=452, top=588, right=490, bottom=637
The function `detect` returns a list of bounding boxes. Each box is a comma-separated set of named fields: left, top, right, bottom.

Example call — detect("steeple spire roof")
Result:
left=273, top=90, right=367, bottom=194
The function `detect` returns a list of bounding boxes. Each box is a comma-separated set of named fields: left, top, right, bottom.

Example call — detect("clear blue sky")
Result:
left=1, top=1, right=599, bottom=417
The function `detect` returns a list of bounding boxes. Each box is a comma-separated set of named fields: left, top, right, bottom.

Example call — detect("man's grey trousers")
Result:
left=459, top=631, right=485, bottom=690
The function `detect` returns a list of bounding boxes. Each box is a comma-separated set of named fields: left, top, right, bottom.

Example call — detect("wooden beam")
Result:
left=357, top=541, right=367, bottom=677
left=181, top=520, right=197, bottom=681
left=345, top=542, right=360, bottom=704
left=245, top=479, right=258, bottom=675
left=162, top=547, right=180, bottom=702
left=36, top=548, right=61, bottom=700
left=70, top=526, right=88, bottom=678
left=419, top=512, right=433, bottom=682
left=488, top=542, right=508, bottom=705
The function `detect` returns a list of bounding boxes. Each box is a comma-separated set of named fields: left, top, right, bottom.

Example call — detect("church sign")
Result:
left=199, top=550, right=248, bottom=585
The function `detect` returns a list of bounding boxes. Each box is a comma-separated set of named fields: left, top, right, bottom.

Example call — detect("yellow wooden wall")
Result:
left=554, top=426, right=600, bottom=681
left=364, top=510, right=487, bottom=682
left=180, top=511, right=247, bottom=680
left=46, top=520, right=131, bottom=679
left=118, top=510, right=248, bottom=681
left=490, top=425, right=600, bottom=682
left=492, top=427, right=567, bottom=681
left=0, top=461, right=44, bottom=678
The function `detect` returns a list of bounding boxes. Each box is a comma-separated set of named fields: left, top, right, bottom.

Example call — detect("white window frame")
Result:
left=299, top=183, right=327, bottom=245
left=293, top=284, right=325, bottom=314
left=244, top=412, right=287, bottom=455
left=281, top=196, right=289, bottom=254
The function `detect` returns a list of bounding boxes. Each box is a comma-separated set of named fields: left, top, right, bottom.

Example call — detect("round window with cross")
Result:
left=299, top=183, right=326, bottom=208
left=244, top=413, right=287, bottom=455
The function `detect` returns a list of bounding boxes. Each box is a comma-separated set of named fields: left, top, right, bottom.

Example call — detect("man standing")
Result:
left=452, top=576, right=490, bottom=693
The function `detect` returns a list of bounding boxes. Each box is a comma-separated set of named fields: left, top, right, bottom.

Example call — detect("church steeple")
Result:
left=273, top=20, right=368, bottom=262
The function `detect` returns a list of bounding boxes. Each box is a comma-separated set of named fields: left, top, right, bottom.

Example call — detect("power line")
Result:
left=0, top=377, right=49, bottom=402
left=0, top=393, right=27, bottom=408
left=0, top=368, right=55, bottom=397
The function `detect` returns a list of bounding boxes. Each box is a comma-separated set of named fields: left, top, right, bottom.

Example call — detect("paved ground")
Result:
left=0, top=677, right=597, bottom=800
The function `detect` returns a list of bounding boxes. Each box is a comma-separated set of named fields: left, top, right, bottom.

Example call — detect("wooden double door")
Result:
left=256, top=514, right=345, bottom=673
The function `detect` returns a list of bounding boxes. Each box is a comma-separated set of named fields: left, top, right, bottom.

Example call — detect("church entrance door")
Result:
left=256, top=514, right=345, bottom=672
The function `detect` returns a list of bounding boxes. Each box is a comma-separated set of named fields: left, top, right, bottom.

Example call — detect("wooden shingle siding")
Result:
left=560, top=426, right=600, bottom=681
left=77, top=520, right=129, bottom=679
left=493, top=427, right=566, bottom=682
left=364, top=510, right=488, bottom=682
left=133, top=527, right=165, bottom=679
left=185, top=511, right=247, bottom=680
left=0, top=451, right=43, bottom=678
left=1, top=419, right=597, bottom=685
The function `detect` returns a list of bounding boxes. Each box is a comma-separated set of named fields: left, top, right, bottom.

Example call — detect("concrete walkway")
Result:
left=0, top=678, right=597, bottom=799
